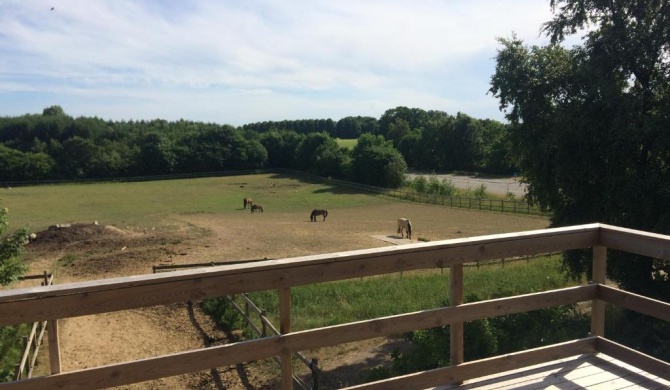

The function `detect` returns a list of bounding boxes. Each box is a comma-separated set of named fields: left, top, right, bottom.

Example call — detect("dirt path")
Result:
left=23, top=203, right=548, bottom=388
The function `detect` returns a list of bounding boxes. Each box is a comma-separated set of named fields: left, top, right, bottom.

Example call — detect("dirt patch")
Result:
left=22, top=203, right=548, bottom=388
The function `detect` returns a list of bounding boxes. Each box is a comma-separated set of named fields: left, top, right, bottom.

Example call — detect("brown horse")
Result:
left=250, top=204, right=263, bottom=213
left=243, top=197, right=253, bottom=209
left=397, top=218, right=412, bottom=239
left=310, top=209, right=328, bottom=221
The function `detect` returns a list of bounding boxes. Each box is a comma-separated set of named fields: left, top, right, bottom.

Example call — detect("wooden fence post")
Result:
left=260, top=310, right=267, bottom=337
left=48, top=319, right=61, bottom=374
left=450, top=264, right=464, bottom=372
left=310, top=358, right=319, bottom=390
left=279, top=287, right=292, bottom=390
left=591, top=246, right=607, bottom=337
left=44, top=274, right=61, bottom=374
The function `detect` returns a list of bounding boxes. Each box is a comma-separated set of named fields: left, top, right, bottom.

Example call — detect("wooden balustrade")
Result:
left=0, top=223, right=668, bottom=390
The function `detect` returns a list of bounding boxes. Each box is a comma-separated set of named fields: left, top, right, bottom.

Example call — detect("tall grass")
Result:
left=235, top=255, right=572, bottom=332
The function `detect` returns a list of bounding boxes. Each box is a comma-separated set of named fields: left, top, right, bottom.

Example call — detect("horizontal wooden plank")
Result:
left=596, top=337, right=670, bottom=381
left=342, top=338, right=598, bottom=390
left=599, top=224, right=670, bottom=260
left=0, top=336, right=283, bottom=390
left=0, top=224, right=600, bottom=326
left=597, top=285, right=670, bottom=322
left=284, top=285, right=596, bottom=352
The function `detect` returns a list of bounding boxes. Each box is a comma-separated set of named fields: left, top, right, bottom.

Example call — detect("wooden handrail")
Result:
left=0, top=224, right=601, bottom=326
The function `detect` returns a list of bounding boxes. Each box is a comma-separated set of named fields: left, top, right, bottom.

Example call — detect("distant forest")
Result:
left=0, top=105, right=514, bottom=188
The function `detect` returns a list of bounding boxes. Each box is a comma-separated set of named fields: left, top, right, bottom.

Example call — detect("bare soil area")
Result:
left=22, top=202, right=548, bottom=389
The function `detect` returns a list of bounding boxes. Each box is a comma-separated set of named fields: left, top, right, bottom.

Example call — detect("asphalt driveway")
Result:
left=406, top=173, right=527, bottom=197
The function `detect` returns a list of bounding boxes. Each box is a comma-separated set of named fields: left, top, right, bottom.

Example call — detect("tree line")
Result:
left=0, top=105, right=514, bottom=188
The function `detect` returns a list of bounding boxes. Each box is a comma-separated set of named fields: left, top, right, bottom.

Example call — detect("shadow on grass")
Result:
left=299, top=338, right=412, bottom=388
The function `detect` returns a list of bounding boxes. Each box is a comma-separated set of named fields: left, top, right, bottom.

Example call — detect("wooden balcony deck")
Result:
left=435, top=353, right=670, bottom=390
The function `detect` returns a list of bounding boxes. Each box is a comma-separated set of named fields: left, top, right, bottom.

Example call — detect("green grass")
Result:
left=335, top=138, right=358, bottom=149
left=0, top=174, right=388, bottom=232
left=241, top=255, right=574, bottom=332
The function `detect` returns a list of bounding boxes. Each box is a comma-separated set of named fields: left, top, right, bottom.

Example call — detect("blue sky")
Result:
left=1, top=1, right=569, bottom=126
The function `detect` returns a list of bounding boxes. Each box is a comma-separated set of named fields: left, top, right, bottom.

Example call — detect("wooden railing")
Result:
left=12, top=273, right=56, bottom=381
left=0, top=223, right=668, bottom=389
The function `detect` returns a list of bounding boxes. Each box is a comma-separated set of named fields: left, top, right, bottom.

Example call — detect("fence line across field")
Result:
left=1, top=168, right=547, bottom=217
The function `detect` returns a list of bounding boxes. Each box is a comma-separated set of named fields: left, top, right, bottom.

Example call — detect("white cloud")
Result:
left=0, top=0, right=566, bottom=124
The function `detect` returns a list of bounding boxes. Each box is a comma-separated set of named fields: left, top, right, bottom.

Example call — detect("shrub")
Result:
left=201, top=296, right=244, bottom=333
left=473, top=184, right=487, bottom=199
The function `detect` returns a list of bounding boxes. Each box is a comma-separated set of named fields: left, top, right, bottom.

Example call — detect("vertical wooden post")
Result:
left=450, top=264, right=464, bottom=369
left=260, top=310, right=267, bottom=337
left=310, top=358, right=319, bottom=390
left=48, top=319, right=61, bottom=374
left=591, top=246, right=607, bottom=337
left=279, top=287, right=292, bottom=390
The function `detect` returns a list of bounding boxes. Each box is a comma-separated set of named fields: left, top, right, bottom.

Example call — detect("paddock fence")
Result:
left=1, top=168, right=546, bottom=217
left=12, top=273, right=56, bottom=381
left=152, top=260, right=327, bottom=389
left=281, top=169, right=547, bottom=216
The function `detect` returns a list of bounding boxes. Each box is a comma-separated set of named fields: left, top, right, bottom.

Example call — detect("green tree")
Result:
left=42, top=105, right=65, bottom=117
left=349, top=134, right=407, bottom=188
left=294, top=132, right=346, bottom=177
left=138, top=133, right=177, bottom=175
left=0, top=207, right=29, bottom=285
left=259, top=130, right=303, bottom=168
left=377, top=106, right=429, bottom=141
left=0, top=206, right=30, bottom=382
left=334, top=116, right=362, bottom=139
left=0, top=145, right=54, bottom=182
left=489, top=0, right=670, bottom=299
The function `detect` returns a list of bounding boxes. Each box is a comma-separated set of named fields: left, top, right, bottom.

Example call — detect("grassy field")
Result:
left=244, top=255, right=574, bottom=331
left=335, top=138, right=358, bottom=149
left=0, top=173, right=387, bottom=232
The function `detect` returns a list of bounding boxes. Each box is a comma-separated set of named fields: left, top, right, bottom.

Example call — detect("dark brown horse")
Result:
left=250, top=204, right=263, bottom=213
left=310, top=209, right=328, bottom=221
left=243, top=197, right=253, bottom=209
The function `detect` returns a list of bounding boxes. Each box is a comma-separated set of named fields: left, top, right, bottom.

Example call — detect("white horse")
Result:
left=397, top=218, right=412, bottom=239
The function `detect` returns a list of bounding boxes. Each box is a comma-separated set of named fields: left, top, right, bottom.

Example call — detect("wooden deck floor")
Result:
left=434, top=354, right=670, bottom=390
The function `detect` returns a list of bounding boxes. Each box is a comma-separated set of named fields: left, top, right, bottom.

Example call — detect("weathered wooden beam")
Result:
left=599, top=224, right=670, bottom=260
left=597, top=285, right=670, bottom=322
left=596, top=337, right=670, bottom=381
left=591, top=246, right=607, bottom=337
left=450, top=264, right=464, bottom=368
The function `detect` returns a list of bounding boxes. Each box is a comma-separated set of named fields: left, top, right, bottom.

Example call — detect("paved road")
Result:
left=406, top=173, right=527, bottom=197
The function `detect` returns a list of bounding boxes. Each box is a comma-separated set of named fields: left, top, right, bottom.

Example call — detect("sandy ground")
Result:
left=18, top=201, right=548, bottom=389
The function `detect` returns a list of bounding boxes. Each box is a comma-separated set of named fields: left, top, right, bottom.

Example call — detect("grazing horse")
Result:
left=397, top=218, right=412, bottom=239
left=243, top=198, right=253, bottom=209
left=310, top=209, right=328, bottom=221
left=250, top=204, right=263, bottom=213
